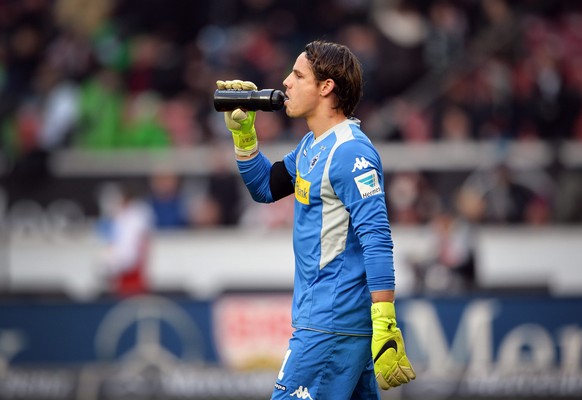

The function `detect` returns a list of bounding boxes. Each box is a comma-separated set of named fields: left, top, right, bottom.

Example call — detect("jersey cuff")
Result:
left=366, top=260, right=395, bottom=291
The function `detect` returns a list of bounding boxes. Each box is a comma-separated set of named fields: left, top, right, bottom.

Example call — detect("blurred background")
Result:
left=0, top=0, right=581, bottom=399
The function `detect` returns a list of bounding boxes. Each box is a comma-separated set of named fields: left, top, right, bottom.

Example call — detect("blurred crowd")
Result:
left=2, top=0, right=582, bottom=150
left=1, top=0, right=582, bottom=296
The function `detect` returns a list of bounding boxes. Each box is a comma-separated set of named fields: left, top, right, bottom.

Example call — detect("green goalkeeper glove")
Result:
left=216, top=79, right=258, bottom=157
left=371, top=302, right=416, bottom=390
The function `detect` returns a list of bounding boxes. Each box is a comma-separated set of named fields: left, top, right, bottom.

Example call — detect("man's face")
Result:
left=282, top=52, right=322, bottom=119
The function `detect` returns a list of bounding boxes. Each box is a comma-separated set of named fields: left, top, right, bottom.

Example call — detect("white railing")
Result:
left=46, top=140, right=582, bottom=177
left=4, top=226, right=582, bottom=301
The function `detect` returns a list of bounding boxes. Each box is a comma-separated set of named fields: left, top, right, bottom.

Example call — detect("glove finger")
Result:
left=221, top=80, right=236, bottom=90
left=224, top=111, right=241, bottom=130
left=384, top=372, right=403, bottom=389
left=390, top=364, right=414, bottom=386
left=375, top=372, right=391, bottom=390
left=386, top=374, right=406, bottom=388
left=398, top=356, right=416, bottom=380
left=387, top=374, right=404, bottom=388
left=231, top=108, right=248, bottom=121
left=217, top=79, right=257, bottom=91
left=241, top=80, right=258, bottom=90
left=402, top=365, right=416, bottom=381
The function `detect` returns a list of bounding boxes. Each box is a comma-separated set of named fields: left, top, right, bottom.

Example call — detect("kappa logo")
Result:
left=290, top=385, right=313, bottom=399
left=351, top=157, right=371, bottom=172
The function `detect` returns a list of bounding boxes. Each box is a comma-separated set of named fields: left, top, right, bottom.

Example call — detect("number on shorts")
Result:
left=278, top=349, right=292, bottom=381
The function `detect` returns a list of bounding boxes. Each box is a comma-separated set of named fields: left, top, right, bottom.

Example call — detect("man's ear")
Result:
left=320, top=79, right=335, bottom=97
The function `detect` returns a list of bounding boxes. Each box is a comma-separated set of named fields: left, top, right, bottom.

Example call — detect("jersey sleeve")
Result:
left=329, top=140, right=395, bottom=291
left=237, top=152, right=275, bottom=203
left=236, top=144, right=298, bottom=204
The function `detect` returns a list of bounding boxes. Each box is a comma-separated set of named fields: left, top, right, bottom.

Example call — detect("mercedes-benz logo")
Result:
left=94, top=295, right=205, bottom=371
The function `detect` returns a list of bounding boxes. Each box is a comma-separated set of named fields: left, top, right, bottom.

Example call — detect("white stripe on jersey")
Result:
left=319, top=121, right=356, bottom=269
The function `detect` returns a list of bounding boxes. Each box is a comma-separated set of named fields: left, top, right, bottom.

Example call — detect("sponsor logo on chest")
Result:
left=295, top=173, right=311, bottom=205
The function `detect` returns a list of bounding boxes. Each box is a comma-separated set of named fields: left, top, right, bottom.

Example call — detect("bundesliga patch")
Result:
left=355, top=170, right=382, bottom=199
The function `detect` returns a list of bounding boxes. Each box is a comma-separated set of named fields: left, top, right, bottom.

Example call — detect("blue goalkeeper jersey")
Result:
left=237, top=118, right=395, bottom=335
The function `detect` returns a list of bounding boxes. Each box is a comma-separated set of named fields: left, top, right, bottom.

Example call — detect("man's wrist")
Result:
left=235, top=146, right=259, bottom=159
left=371, top=290, right=395, bottom=303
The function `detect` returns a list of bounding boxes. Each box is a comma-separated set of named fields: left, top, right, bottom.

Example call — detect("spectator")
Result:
left=97, top=183, right=153, bottom=297
left=147, top=171, right=191, bottom=229
left=386, top=171, right=441, bottom=224
left=463, top=163, right=538, bottom=224
left=201, top=144, right=243, bottom=226
left=73, top=68, right=124, bottom=149
left=120, top=91, right=171, bottom=148
left=414, top=211, right=477, bottom=294
left=35, top=65, right=80, bottom=151
left=424, top=0, right=468, bottom=70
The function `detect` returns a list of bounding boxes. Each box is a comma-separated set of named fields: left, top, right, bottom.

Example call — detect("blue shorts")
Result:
left=271, top=328, right=380, bottom=400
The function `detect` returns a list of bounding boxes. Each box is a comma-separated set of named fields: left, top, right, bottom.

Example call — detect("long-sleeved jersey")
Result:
left=237, top=118, right=394, bottom=335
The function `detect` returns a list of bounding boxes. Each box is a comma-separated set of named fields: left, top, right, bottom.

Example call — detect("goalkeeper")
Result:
left=217, top=41, right=415, bottom=399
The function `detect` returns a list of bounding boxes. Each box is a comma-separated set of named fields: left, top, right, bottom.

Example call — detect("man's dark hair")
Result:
left=304, top=40, right=363, bottom=117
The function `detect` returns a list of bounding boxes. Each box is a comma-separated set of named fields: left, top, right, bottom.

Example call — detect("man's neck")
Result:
left=308, top=112, right=348, bottom=138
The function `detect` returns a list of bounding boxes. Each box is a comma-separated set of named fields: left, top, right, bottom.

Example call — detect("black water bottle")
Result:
left=213, top=89, right=286, bottom=112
